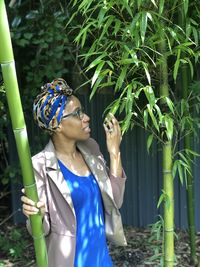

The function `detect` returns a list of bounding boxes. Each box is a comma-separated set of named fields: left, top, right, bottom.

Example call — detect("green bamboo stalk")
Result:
left=178, top=5, right=197, bottom=263
left=159, top=29, right=174, bottom=267
left=0, top=1, right=48, bottom=266
left=182, top=64, right=196, bottom=264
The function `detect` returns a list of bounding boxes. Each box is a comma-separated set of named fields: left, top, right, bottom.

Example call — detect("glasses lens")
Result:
left=77, top=108, right=84, bottom=119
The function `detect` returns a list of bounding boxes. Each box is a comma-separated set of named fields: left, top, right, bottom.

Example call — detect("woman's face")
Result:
left=56, top=95, right=91, bottom=141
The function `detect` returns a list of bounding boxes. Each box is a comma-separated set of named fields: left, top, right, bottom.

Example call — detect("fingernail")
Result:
left=33, top=207, right=39, bottom=212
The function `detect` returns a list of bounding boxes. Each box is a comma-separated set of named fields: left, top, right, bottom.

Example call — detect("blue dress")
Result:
left=58, top=160, right=114, bottom=267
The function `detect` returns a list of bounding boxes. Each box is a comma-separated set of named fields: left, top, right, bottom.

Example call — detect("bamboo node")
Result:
left=14, top=128, right=26, bottom=132
left=163, top=170, right=172, bottom=174
left=164, top=259, right=174, bottom=263
left=164, top=228, right=174, bottom=232
left=0, top=60, right=15, bottom=65
left=32, top=233, right=45, bottom=240
left=25, top=183, right=36, bottom=189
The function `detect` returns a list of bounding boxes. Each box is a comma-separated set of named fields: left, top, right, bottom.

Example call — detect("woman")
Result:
left=21, top=78, right=127, bottom=267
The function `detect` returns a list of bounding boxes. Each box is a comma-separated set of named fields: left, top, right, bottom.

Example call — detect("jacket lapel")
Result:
left=44, top=140, right=76, bottom=217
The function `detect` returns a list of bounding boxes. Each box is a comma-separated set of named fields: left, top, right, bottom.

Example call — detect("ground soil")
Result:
left=0, top=223, right=200, bottom=267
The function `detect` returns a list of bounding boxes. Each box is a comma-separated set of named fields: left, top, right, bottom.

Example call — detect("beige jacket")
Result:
left=27, top=138, right=126, bottom=267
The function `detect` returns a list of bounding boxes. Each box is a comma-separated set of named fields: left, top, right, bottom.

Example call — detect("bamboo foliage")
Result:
left=0, top=1, right=48, bottom=267
left=69, top=0, right=200, bottom=266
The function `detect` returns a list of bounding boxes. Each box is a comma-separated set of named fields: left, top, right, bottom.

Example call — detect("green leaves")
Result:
left=172, top=148, right=200, bottom=185
left=71, top=0, right=200, bottom=157
left=140, top=12, right=148, bottom=44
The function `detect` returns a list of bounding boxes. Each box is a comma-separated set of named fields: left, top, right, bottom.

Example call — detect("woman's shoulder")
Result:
left=31, top=148, right=46, bottom=170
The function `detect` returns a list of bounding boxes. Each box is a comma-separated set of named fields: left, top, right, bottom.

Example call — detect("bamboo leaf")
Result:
left=165, top=97, right=175, bottom=115
left=144, top=86, right=156, bottom=107
left=91, top=61, right=105, bottom=87
left=107, top=60, right=114, bottom=70
left=123, top=2, right=133, bottom=18
left=164, top=116, right=173, bottom=141
left=118, top=58, right=137, bottom=65
left=86, top=53, right=107, bottom=71
left=173, top=49, right=181, bottom=81
left=192, top=27, right=199, bottom=46
left=114, top=19, right=121, bottom=36
left=137, top=0, right=143, bottom=9
left=147, top=134, right=154, bottom=153
left=140, top=12, right=147, bottom=44
left=150, top=0, right=158, bottom=8
left=167, top=27, right=180, bottom=44
left=159, top=0, right=164, bottom=15
left=183, top=0, right=189, bottom=16
left=185, top=149, right=200, bottom=157
left=121, top=112, right=133, bottom=134
left=97, top=8, right=107, bottom=27
left=190, top=18, right=199, bottom=26
left=172, top=160, right=178, bottom=178
left=157, top=193, right=165, bottom=208
left=186, top=58, right=194, bottom=78
left=143, top=109, right=148, bottom=129
left=142, top=63, right=151, bottom=84
left=119, top=98, right=126, bottom=114
left=75, top=22, right=94, bottom=47
left=147, top=104, right=159, bottom=131
left=115, top=66, right=128, bottom=92
left=178, top=161, right=184, bottom=185
left=154, top=104, right=163, bottom=123
left=99, top=15, right=115, bottom=40
left=129, top=12, right=141, bottom=33
left=83, top=41, right=98, bottom=65
left=90, top=75, right=104, bottom=100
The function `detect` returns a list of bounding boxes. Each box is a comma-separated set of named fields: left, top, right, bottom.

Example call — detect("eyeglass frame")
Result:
left=62, top=107, right=85, bottom=121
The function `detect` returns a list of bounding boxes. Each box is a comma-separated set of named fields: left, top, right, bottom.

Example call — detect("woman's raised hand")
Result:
left=103, top=113, right=122, bottom=156
left=21, top=188, right=45, bottom=218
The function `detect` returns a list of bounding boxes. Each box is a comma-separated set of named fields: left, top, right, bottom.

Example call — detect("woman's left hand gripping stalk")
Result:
left=21, top=188, right=46, bottom=218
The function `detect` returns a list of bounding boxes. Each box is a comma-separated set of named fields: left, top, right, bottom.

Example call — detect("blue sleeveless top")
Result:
left=58, top=160, right=114, bottom=267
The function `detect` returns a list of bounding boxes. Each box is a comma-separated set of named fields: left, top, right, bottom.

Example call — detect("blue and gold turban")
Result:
left=33, top=78, right=73, bottom=132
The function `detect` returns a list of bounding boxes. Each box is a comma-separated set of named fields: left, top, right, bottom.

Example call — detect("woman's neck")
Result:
left=52, top=136, right=78, bottom=159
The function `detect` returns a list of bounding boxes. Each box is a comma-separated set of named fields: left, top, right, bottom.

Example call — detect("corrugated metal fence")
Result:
left=9, top=93, right=200, bottom=230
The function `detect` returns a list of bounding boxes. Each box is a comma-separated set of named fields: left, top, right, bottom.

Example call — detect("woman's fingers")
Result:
left=36, top=201, right=45, bottom=209
left=21, top=195, right=36, bottom=207
left=21, top=194, right=45, bottom=217
left=104, top=113, right=121, bottom=137
left=23, top=203, right=39, bottom=213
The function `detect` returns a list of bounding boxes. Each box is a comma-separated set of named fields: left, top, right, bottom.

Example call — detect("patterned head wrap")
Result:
left=33, top=78, right=73, bottom=132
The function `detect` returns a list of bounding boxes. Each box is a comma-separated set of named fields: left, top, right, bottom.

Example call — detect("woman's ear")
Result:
left=56, top=124, right=62, bottom=132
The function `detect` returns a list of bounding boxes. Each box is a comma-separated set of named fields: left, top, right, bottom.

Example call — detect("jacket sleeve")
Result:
left=26, top=152, right=50, bottom=236
left=88, top=138, right=127, bottom=209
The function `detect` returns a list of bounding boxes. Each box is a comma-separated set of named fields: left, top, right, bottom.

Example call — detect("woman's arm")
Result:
left=103, top=113, right=123, bottom=177
left=103, top=113, right=126, bottom=208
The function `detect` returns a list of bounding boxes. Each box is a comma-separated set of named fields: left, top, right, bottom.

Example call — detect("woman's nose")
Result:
left=83, top=113, right=90, bottom=121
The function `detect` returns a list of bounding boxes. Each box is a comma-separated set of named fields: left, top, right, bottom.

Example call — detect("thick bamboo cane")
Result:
left=181, top=64, right=196, bottom=264
left=159, top=30, right=174, bottom=267
left=0, top=1, right=48, bottom=266
left=178, top=7, right=197, bottom=264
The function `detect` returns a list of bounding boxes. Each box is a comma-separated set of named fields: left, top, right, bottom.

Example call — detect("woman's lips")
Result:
left=83, top=125, right=91, bottom=133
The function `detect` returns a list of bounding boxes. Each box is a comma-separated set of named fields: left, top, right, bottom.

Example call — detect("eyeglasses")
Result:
left=62, top=107, right=85, bottom=120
